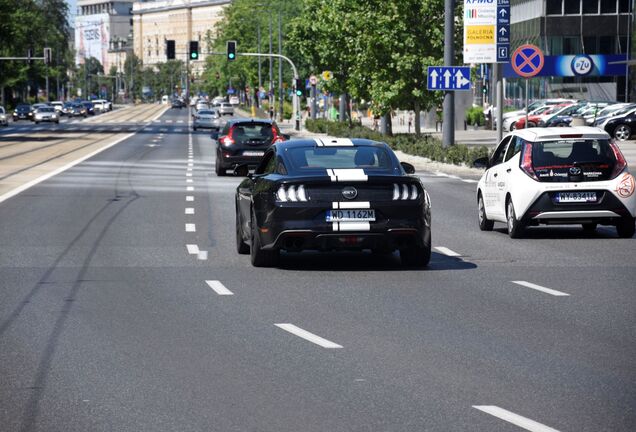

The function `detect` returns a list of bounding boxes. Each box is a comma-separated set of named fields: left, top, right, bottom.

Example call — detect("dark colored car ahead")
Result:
left=213, top=119, right=286, bottom=176
left=82, top=101, right=95, bottom=115
left=235, top=138, right=432, bottom=267
left=12, top=104, right=33, bottom=121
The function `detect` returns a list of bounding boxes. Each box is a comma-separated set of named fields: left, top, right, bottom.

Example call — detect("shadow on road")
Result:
left=277, top=251, right=477, bottom=271
left=492, top=225, right=631, bottom=239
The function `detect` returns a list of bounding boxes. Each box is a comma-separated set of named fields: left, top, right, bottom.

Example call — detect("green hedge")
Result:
left=304, top=118, right=489, bottom=166
left=465, top=106, right=485, bottom=126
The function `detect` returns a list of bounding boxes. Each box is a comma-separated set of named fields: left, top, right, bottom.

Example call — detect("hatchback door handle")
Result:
left=493, top=173, right=498, bottom=177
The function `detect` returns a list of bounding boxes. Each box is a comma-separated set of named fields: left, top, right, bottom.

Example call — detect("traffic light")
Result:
left=27, top=48, right=33, bottom=64
left=189, top=41, right=199, bottom=60
left=43, top=47, right=52, bottom=65
left=294, top=78, right=303, bottom=97
left=166, top=40, right=175, bottom=60
left=227, top=40, right=236, bottom=61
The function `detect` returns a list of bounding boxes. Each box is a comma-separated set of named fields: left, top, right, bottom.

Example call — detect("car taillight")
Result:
left=520, top=142, right=538, bottom=180
left=221, top=127, right=235, bottom=146
left=276, top=184, right=308, bottom=202
left=392, top=183, right=418, bottom=200
left=609, top=139, right=627, bottom=179
left=272, top=127, right=284, bottom=143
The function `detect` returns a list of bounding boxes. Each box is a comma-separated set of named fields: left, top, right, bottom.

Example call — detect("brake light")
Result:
left=520, top=142, right=538, bottom=180
left=221, top=127, right=235, bottom=146
left=272, top=127, right=284, bottom=143
left=609, top=140, right=627, bottom=179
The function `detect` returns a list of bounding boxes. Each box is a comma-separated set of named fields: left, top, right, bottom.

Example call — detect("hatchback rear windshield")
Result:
left=285, top=146, right=393, bottom=172
left=532, top=139, right=615, bottom=168
left=38, top=108, right=55, bottom=112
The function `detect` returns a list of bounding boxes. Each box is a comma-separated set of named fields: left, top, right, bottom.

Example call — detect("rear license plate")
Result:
left=326, top=209, right=376, bottom=222
left=243, top=151, right=264, bottom=157
left=556, top=191, right=597, bottom=203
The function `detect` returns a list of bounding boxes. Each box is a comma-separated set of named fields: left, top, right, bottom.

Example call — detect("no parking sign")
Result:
left=511, top=44, right=544, bottom=78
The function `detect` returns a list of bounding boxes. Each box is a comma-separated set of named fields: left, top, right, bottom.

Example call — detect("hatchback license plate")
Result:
left=556, top=191, right=597, bottom=203
left=243, top=151, right=264, bottom=157
left=326, top=209, right=376, bottom=222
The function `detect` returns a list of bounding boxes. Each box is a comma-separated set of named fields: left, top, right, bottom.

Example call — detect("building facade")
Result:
left=131, top=0, right=231, bottom=75
left=75, top=0, right=135, bottom=73
left=507, top=0, right=634, bottom=102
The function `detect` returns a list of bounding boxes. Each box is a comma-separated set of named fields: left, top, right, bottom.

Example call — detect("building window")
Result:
left=546, top=0, right=563, bottom=14
left=618, top=0, right=629, bottom=12
left=582, top=0, right=599, bottom=13
left=563, top=37, right=581, bottom=54
left=599, top=35, right=615, bottom=53
left=564, top=0, right=581, bottom=14
left=618, top=36, right=627, bottom=53
left=548, top=36, right=563, bottom=55
left=583, top=36, right=597, bottom=53
left=600, top=0, right=616, bottom=13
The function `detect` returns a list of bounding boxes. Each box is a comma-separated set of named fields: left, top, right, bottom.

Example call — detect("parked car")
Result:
left=82, top=101, right=95, bottom=115
left=603, top=107, right=636, bottom=141
left=229, top=96, right=239, bottom=105
left=33, top=106, right=59, bottom=124
left=50, top=101, right=64, bottom=114
left=473, top=126, right=635, bottom=238
left=585, top=103, right=632, bottom=126
left=213, top=119, right=286, bottom=176
left=192, top=109, right=222, bottom=131
left=67, top=103, right=88, bottom=117
left=0, top=106, right=7, bottom=126
left=92, top=99, right=111, bottom=112
left=12, top=104, right=33, bottom=121
left=235, top=138, right=432, bottom=267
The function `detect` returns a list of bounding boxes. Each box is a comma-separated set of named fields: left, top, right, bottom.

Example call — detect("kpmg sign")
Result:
left=463, top=0, right=509, bottom=63
left=503, top=54, right=628, bottom=78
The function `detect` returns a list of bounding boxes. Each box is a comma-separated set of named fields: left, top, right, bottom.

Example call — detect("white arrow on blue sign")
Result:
left=427, top=66, right=471, bottom=91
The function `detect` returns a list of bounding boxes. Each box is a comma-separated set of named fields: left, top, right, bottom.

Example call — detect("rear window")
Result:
left=39, top=108, right=55, bottom=112
left=230, top=123, right=278, bottom=144
left=532, top=139, right=615, bottom=167
left=285, top=146, right=393, bottom=172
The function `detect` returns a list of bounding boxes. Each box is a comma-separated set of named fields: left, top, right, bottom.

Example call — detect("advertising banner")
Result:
left=503, top=54, right=628, bottom=78
left=75, top=14, right=110, bottom=70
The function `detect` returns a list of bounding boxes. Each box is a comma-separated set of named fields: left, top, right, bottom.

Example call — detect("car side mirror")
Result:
left=473, top=156, right=490, bottom=169
left=211, top=131, right=220, bottom=140
left=400, top=161, right=415, bottom=174
left=233, top=164, right=249, bottom=177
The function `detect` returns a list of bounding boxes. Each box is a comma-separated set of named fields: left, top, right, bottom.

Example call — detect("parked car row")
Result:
left=500, top=99, right=636, bottom=141
left=7, top=99, right=112, bottom=123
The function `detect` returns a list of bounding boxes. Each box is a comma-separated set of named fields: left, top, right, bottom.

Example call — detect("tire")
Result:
left=527, top=121, right=537, bottom=128
left=506, top=198, right=525, bottom=238
left=236, top=205, right=250, bottom=254
left=250, top=215, right=278, bottom=267
left=215, top=156, right=226, bottom=176
left=510, top=122, right=517, bottom=131
left=400, top=240, right=431, bottom=268
left=616, top=216, right=635, bottom=238
left=582, top=223, right=597, bottom=233
left=193, top=126, right=197, bottom=131
left=478, top=193, right=494, bottom=231
left=613, top=124, right=632, bottom=141
left=34, top=121, right=39, bottom=124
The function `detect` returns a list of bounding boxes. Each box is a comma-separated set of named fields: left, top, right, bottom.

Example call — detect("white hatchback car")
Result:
left=474, top=127, right=636, bottom=238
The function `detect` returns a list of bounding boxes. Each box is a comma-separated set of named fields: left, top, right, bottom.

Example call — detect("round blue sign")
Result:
left=570, top=54, right=594, bottom=76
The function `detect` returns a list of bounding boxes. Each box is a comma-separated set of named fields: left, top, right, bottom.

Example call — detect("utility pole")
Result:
left=442, top=0, right=455, bottom=147
left=257, top=21, right=262, bottom=99
left=269, top=12, right=273, bottom=117
left=278, top=11, right=283, bottom=121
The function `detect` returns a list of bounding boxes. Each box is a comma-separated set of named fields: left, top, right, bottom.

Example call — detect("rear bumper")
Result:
left=257, top=201, right=431, bottom=252
left=522, top=191, right=633, bottom=225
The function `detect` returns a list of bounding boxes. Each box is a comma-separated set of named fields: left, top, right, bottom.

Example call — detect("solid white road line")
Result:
left=186, top=196, right=194, bottom=201
left=473, top=406, right=561, bottom=432
left=434, top=246, right=461, bottom=257
left=185, top=223, right=196, bottom=232
left=186, top=244, right=199, bottom=254
left=185, top=208, right=194, bottom=215
left=206, top=280, right=234, bottom=296
left=186, top=186, right=194, bottom=191
left=512, top=281, right=570, bottom=297
left=274, top=324, right=343, bottom=349
left=461, top=179, right=478, bottom=184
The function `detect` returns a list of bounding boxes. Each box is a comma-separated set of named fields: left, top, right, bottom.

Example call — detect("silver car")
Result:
left=218, top=102, right=234, bottom=116
left=193, top=109, right=222, bottom=131
left=33, top=107, right=59, bottom=124
left=0, top=106, right=7, bottom=126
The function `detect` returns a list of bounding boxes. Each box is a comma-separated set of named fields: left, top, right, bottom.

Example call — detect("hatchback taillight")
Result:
left=520, top=142, right=538, bottom=180
left=609, top=139, right=627, bottom=179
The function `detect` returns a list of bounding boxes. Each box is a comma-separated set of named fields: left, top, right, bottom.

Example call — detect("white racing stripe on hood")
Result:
left=332, top=201, right=371, bottom=209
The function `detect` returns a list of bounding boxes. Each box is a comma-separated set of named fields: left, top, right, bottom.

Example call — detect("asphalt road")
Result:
left=0, top=107, right=634, bottom=431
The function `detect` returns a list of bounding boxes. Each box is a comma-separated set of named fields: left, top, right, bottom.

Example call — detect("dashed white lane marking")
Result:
left=175, top=128, right=183, bottom=132
left=185, top=223, right=196, bottom=232
left=473, top=406, right=561, bottom=432
left=177, top=120, right=184, bottom=124
left=461, top=179, right=478, bottom=184
left=206, top=280, right=234, bottom=296
left=186, top=244, right=199, bottom=255
left=512, top=281, right=570, bottom=297
left=165, top=120, right=173, bottom=123
left=186, top=186, right=194, bottom=191
left=187, top=163, right=193, bottom=167
left=185, top=208, right=194, bottom=215
left=434, top=246, right=461, bottom=257
left=186, top=172, right=192, bottom=177
left=274, top=323, right=343, bottom=349
left=187, top=168, right=192, bottom=172
left=186, top=196, right=194, bottom=202
left=186, top=179, right=193, bottom=183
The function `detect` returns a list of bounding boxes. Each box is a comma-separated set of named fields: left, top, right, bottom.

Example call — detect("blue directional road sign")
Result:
left=497, top=0, right=511, bottom=62
left=427, top=66, right=471, bottom=91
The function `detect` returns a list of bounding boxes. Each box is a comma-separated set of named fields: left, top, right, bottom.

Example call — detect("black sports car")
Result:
left=235, top=138, right=432, bottom=267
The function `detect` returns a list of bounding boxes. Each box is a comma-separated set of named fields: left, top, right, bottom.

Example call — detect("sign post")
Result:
left=511, top=44, right=544, bottom=128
